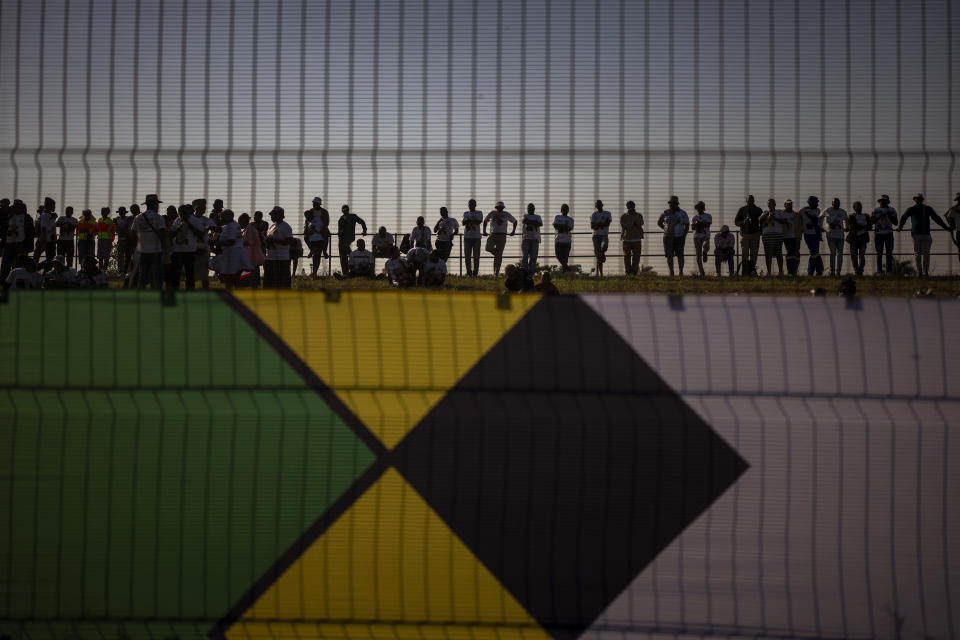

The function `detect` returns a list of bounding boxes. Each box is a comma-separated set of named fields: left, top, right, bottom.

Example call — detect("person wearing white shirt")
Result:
left=1, top=200, right=28, bottom=282
left=56, top=206, right=78, bottom=269
left=133, top=194, right=167, bottom=289
left=690, top=201, right=712, bottom=276
left=713, top=225, right=736, bottom=276
left=482, top=201, right=517, bottom=276
left=169, top=204, right=206, bottom=289
left=619, top=201, right=644, bottom=275
left=433, top=207, right=459, bottom=261
left=264, top=206, right=293, bottom=288
left=405, top=245, right=430, bottom=284
left=656, top=195, right=690, bottom=276
left=590, top=200, right=612, bottom=276
left=304, top=208, right=329, bottom=278
left=347, top=238, right=376, bottom=278
left=872, top=194, right=898, bottom=274
left=759, top=198, right=785, bottom=276
left=211, top=209, right=253, bottom=286
left=35, top=197, right=58, bottom=263
left=371, top=226, right=395, bottom=259
left=384, top=246, right=414, bottom=287
left=553, top=204, right=575, bottom=272
left=190, top=199, right=218, bottom=289
left=821, top=198, right=848, bottom=276
left=42, top=255, right=77, bottom=289
left=410, top=216, right=432, bottom=251
left=520, top=202, right=542, bottom=275
left=846, top=201, right=871, bottom=276
left=4, top=255, right=40, bottom=290
left=461, top=199, right=484, bottom=276
left=422, top=249, right=448, bottom=286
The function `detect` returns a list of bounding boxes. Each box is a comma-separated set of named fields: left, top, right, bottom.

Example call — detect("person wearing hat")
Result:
left=734, top=195, right=763, bottom=276
left=483, top=201, right=517, bottom=276
left=871, top=194, right=898, bottom=274
left=336, top=204, right=367, bottom=276
left=690, top=200, right=712, bottom=276
left=132, top=194, right=168, bottom=289
left=114, top=206, right=134, bottom=276
left=822, top=198, right=848, bottom=276
left=434, top=206, right=459, bottom=262
left=945, top=192, right=960, bottom=267
left=264, top=206, right=294, bottom=288
left=898, top=193, right=949, bottom=276
left=590, top=200, right=612, bottom=276
left=657, top=196, right=689, bottom=276
left=461, top=199, right=484, bottom=276
left=713, top=225, right=736, bottom=276
left=619, top=201, right=643, bottom=275
left=799, top=196, right=824, bottom=276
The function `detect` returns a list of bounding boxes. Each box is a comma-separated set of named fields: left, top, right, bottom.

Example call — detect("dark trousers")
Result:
left=875, top=234, right=894, bottom=273
left=138, top=252, right=164, bottom=289
left=783, top=237, right=800, bottom=275
left=464, top=237, right=481, bottom=275
left=57, top=239, right=75, bottom=268
left=555, top=242, right=571, bottom=268
left=623, top=241, right=642, bottom=275
left=264, top=259, right=292, bottom=288
left=338, top=238, right=352, bottom=275
left=436, top=240, right=453, bottom=261
left=1, top=242, right=25, bottom=282
left=804, top=234, right=824, bottom=275
left=172, top=251, right=196, bottom=290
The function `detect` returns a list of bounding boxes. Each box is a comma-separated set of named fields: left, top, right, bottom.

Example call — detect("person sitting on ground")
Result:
left=41, top=255, right=77, bottom=288
left=534, top=270, right=559, bottom=294
left=714, top=225, right=736, bottom=276
left=384, top=246, right=414, bottom=287
left=405, top=243, right=430, bottom=284
left=371, top=226, right=395, bottom=259
left=75, top=255, right=108, bottom=289
left=347, top=238, right=376, bottom=278
left=503, top=263, right=534, bottom=293
left=422, top=249, right=448, bottom=286
left=4, top=254, right=40, bottom=290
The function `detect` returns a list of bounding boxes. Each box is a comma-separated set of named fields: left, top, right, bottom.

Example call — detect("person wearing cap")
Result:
left=336, top=204, right=367, bottom=276
left=759, top=198, right=785, bottom=276
left=846, top=201, right=871, bottom=276
left=461, top=199, right=484, bottom=276
left=519, top=203, right=542, bottom=275
left=657, top=196, right=689, bottom=276
left=114, top=206, right=134, bottom=276
left=133, top=194, right=168, bottom=289
left=433, top=207, right=459, bottom=262
left=735, top=195, right=763, bottom=276
left=690, top=201, right=712, bottom=276
left=821, top=198, right=848, bottom=276
left=303, top=209, right=328, bottom=278
left=95, top=207, right=115, bottom=271
left=483, top=201, right=517, bottom=276
left=872, top=194, right=898, bottom=274
left=42, top=255, right=78, bottom=289
left=264, top=206, right=294, bottom=288
left=799, top=196, right=824, bottom=276
left=619, top=201, right=644, bottom=275
left=713, top=225, right=736, bottom=276
left=590, top=200, right=613, bottom=276
left=190, top=199, right=218, bottom=289
left=34, top=197, right=58, bottom=264
left=552, top=204, right=575, bottom=273
left=897, top=193, right=949, bottom=277
left=1, top=200, right=29, bottom=282
left=945, top=192, right=960, bottom=267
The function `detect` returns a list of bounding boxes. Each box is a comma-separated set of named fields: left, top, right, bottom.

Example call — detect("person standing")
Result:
left=336, top=204, right=367, bottom=276
left=781, top=199, right=801, bottom=276
left=945, top=192, right=960, bottom=269
left=657, top=195, right=689, bottom=276
left=590, top=200, right=612, bottom=276
left=872, top=194, right=898, bottom=274
left=211, top=209, right=252, bottom=287
left=115, top=206, right=134, bottom=276
left=239, top=212, right=265, bottom=287
left=190, top=199, right=217, bottom=289
left=132, top=194, right=167, bottom=289
left=303, top=209, right=328, bottom=278
left=264, top=206, right=294, bottom=288
left=461, top=199, right=484, bottom=276
left=714, top=225, right=736, bottom=276
left=520, top=202, right=542, bottom=275
left=897, top=193, right=949, bottom=277
left=433, top=207, right=459, bottom=262
left=553, top=204, right=575, bottom=272
left=846, top=201, right=871, bottom=276
left=483, top=201, right=517, bottom=276
left=822, top=198, right=848, bottom=276
left=209, top=198, right=225, bottom=226
left=0, top=200, right=28, bottom=282
left=34, top=197, right=58, bottom=264
left=307, top=196, right=330, bottom=255
left=96, top=207, right=115, bottom=271
left=799, top=196, right=824, bottom=276
left=169, top=204, right=204, bottom=289
left=56, top=206, right=79, bottom=268
left=760, top=198, right=785, bottom=276
left=0, top=198, right=10, bottom=256
left=735, top=195, right=762, bottom=276
left=690, top=200, right=712, bottom=276
left=620, top=200, right=644, bottom=275
left=76, top=209, right=97, bottom=266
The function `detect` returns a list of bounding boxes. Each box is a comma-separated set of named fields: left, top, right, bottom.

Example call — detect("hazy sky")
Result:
left=0, top=0, right=957, bottom=240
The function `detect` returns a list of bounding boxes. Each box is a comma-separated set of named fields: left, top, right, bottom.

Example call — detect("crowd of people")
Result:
left=2, top=191, right=959, bottom=291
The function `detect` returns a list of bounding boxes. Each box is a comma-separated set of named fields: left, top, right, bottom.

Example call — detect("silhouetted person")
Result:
left=1, top=200, right=28, bottom=281
left=371, top=226, right=395, bottom=263
left=799, top=196, right=824, bottom=276
left=520, top=202, right=542, bottom=275
left=191, top=199, right=217, bottom=289
left=210, top=198, right=225, bottom=226
left=0, top=198, right=10, bottom=255
left=170, top=203, right=205, bottom=290
left=384, top=246, right=414, bottom=287
left=433, top=207, right=458, bottom=261
left=115, top=206, right=134, bottom=276
left=846, top=201, right=871, bottom=276
left=590, top=200, right=612, bottom=275
left=503, top=263, right=534, bottom=292
left=304, top=209, right=328, bottom=277
left=347, top=238, right=375, bottom=278
left=714, top=225, right=735, bottom=276
left=483, top=201, right=516, bottom=276
left=657, top=196, right=689, bottom=276
left=897, top=192, right=949, bottom=277
left=410, top=215, right=432, bottom=252
left=760, top=198, right=785, bottom=276
left=735, top=195, right=762, bottom=276
left=534, top=270, right=559, bottom=294
left=133, top=194, right=167, bottom=289
left=422, top=249, right=448, bottom=286
left=822, top=198, right=848, bottom=276
left=461, top=199, right=484, bottom=276
left=336, top=204, right=367, bottom=275
left=96, top=207, right=115, bottom=271
left=946, top=192, right=960, bottom=268
left=620, top=201, right=644, bottom=275
left=264, top=206, right=294, bottom=288
left=553, top=204, right=574, bottom=272
left=34, top=197, right=57, bottom=263
left=872, top=194, right=898, bottom=274
left=691, top=200, right=712, bottom=276
left=76, top=255, right=108, bottom=288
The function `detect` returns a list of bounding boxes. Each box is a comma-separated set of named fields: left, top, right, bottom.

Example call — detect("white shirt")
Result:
left=660, top=208, right=689, bottom=237
left=692, top=212, right=712, bottom=239
left=5, top=213, right=25, bottom=243
left=850, top=211, right=870, bottom=236
left=410, top=225, right=432, bottom=248
left=170, top=217, right=204, bottom=253
left=435, top=217, right=459, bottom=242
left=553, top=215, right=574, bottom=243
left=714, top=231, right=736, bottom=252
left=218, top=220, right=243, bottom=246
left=406, top=246, right=430, bottom=264
left=799, top=207, right=821, bottom=234
left=384, top=256, right=409, bottom=280
left=590, top=210, right=612, bottom=236
left=872, top=206, right=897, bottom=235
left=191, top=216, right=216, bottom=251
left=371, top=232, right=395, bottom=252
left=776, top=210, right=796, bottom=236
left=305, top=218, right=326, bottom=243
left=423, top=257, right=447, bottom=281
left=348, top=249, right=375, bottom=270
left=265, top=220, right=293, bottom=260
left=57, top=216, right=78, bottom=240
left=462, top=210, right=484, bottom=239
left=484, top=210, right=517, bottom=234
left=5, top=268, right=40, bottom=289
left=521, top=213, right=543, bottom=241
left=823, top=208, right=848, bottom=240
left=38, top=212, right=58, bottom=241
left=133, top=210, right=166, bottom=253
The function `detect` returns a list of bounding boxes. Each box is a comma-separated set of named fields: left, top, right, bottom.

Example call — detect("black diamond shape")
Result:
left=394, top=296, right=748, bottom=640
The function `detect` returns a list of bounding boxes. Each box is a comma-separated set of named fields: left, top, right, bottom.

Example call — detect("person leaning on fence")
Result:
left=735, top=195, right=762, bottom=276
left=553, top=204, right=574, bottom=272
left=799, top=196, right=824, bottom=276
left=520, top=202, right=542, bottom=275
left=760, top=199, right=784, bottom=276
left=433, top=207, right=459, bottom=261
left=483, top=201, right=517, bottom=276
left=714, top=225, right=736, bottom=276
left=657, top=196, right=689, bottom=276
left=691, top=201, right=712, bottom=276
left=620, top=200, right=644, bottom=275
left=462, top=200, right=484, bottom=276
left=898, top=192, right=949, bottom=277
left=337, top=204, right=367, bottom=276
left=945, top=192, right=960, bottom=268
left=263, top=206, right=294, bottom=288
left=590, top=200, right=612, bottom=276
left=872, top=194, right=898, bottom=274
left=822, top=198, right=847, bottom=276
left=846, top=201, right=871, bottom=276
